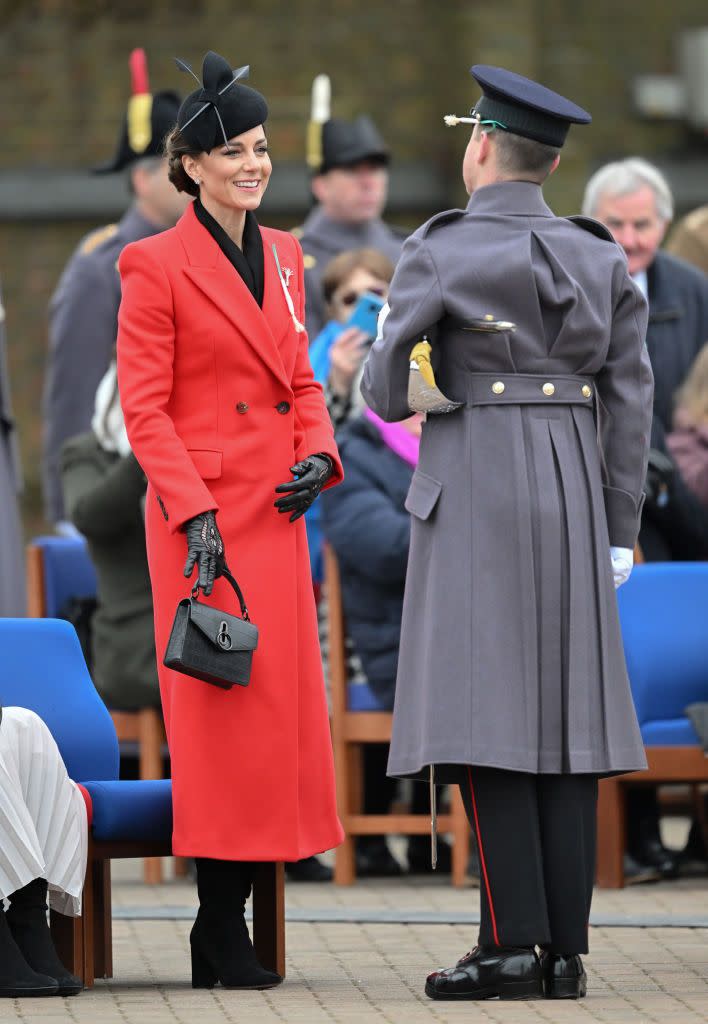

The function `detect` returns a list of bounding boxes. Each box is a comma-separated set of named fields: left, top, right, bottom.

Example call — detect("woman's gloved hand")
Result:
left=610, top=546, right=633, bottom=589
left=274, top=454, right=333, bottom=522
left=183, top=510, right=226, bottom=595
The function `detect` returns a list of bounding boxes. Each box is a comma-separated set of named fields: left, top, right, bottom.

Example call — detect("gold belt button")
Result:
left=581, top=384, right=592, bottom=399
left=542, top=382, right=555, bottom=396
left=491, top=381, right=505, bottom=395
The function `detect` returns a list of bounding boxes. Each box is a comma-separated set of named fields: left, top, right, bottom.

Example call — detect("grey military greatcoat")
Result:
left=361, top=181, right=654, bottom=780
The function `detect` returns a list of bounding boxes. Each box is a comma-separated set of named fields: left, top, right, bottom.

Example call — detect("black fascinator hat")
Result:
left=176, top=51, right=268, bottom=152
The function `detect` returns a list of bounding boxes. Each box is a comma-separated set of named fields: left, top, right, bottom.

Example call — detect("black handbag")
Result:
left=163, top=570, right=258, bottom=689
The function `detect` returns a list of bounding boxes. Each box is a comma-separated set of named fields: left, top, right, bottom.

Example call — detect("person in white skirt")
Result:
left=0, top=706, right=87, bottom=997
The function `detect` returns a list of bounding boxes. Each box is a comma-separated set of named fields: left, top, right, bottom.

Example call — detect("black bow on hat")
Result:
left=176, top=51, right=268, bottom=153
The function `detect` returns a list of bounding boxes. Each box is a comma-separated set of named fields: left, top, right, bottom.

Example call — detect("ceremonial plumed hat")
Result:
left=176, top=51, right=268, bottom=152
left=93, top=49, right=181, bottom=174
left=306, top=75, right=389, bottom=174
left=470, top=65, right=591, bottom=148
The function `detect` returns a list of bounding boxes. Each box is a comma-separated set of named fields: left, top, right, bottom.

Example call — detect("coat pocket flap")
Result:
left=188, top=600, right=259, bottom=651
left=188, top=449, right=223, bottom=480
left=405, top=471, right=443, bottom=520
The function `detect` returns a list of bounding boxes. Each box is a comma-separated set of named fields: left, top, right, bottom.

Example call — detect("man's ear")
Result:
left=477, top=131, right=491, bottom=164
left=310, top=173, right=327, bottom=204
left=548, top=154, right=561, bottom=177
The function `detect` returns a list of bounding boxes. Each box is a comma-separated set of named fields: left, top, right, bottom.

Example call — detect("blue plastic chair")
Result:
left=597, top=562, right=708, bottom=887
left=0, top=618, right=284, bottom=984
left=26, top=534, right=97, bottom=618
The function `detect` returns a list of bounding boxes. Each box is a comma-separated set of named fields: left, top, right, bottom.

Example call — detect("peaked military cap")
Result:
left=94, top=49, right=181, bottom=174
left=470, top=65, right=591, bottom=148
left=317, top=115, right=389, bottom=174
left=176, top=51, right=268, bottom=152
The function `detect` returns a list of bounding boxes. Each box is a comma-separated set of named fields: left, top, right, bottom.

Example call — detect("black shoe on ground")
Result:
left=623, top=852, right=661, bottom=885
left=284, top=856, right=333, bottom=883
left=539, top=951, right=587, bottom=999
left=0, top=907, right=58, bottom=998
left=5, top=879, right=82, bottom=996
left=629, top=837, right=679, bottom=879
left=356, top=837, right=402, bottom=878
left=425, top=945, right=543, bottom=1001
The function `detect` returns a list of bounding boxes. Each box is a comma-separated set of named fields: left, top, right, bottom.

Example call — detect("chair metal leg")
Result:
left=252, top=861, right=285, bottom=978
left=596, top=776, right=627, bottom=888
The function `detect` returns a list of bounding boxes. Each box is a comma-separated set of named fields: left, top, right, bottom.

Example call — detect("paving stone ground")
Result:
left=3, top=825, right=708, bottom=1023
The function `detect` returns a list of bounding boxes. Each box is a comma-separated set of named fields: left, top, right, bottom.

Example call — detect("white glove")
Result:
left=610, top=546, right=633, bottom=589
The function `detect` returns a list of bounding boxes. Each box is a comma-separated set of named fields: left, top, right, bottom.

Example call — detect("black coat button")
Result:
left=275, top=401, right=291, bottom=414
left=236, top=402, right=249, bottom=414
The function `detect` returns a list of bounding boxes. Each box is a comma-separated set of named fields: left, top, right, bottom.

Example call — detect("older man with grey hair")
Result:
left=584, top=157, right=708, bottom=880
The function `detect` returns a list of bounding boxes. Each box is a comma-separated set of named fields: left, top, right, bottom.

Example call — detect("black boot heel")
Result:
left=541, top=952, right=587, bottom=999
left=0, top=908, right=58, bottom=998
left=190, top=940, right=217, bottom=989
left=499, top=978, right=545, bottom=1000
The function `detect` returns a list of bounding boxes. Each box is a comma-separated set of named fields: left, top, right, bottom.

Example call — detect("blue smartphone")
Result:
left=345, top=291, right=385, bottom=340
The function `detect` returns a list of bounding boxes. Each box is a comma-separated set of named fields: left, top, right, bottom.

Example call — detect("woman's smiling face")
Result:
left=183, top=125, right=271, bottom=213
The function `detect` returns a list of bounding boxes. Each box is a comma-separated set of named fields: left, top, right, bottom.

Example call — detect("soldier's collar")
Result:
left=465, top=180, right=553, bottom=218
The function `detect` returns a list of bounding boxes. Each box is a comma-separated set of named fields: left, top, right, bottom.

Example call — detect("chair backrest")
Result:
left=0, top=618, right=119, bottom=782
left=27, top=536, right=97, bottom=617
left=618, top=562, right=708, bottom=726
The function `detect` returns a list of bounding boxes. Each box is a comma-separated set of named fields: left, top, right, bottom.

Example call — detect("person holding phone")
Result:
left=309, top=248, right=394, bottom=430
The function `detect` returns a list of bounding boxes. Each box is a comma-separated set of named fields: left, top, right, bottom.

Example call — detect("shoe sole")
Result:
left=425, top=980, right=544, bottom=1001
left=545, top=975, right=587, bottom=999
left=0, top=986, right=58, bottom=997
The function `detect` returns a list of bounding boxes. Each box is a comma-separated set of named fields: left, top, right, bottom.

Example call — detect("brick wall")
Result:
left=1, top=0, right=707, bottom=531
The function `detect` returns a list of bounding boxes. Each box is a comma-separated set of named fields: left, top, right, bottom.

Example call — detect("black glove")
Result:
left=183, top=510, right=226, bottom=595
left=274, top=454, right=333, bottom=522
left=644, top=448, right=675, bottom=512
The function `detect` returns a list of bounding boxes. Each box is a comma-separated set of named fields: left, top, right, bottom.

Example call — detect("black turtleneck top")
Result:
left=193, top=196, right=265, bottom=308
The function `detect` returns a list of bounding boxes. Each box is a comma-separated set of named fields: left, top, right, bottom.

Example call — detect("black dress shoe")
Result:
left=539, top=951, right=587, bottom=999
left=630, top=837, right=679, bottom=879
left=425, top=945, right=543, bottom=1001
left=356, top=838, right=402, bottom=878
left=284, top=856, right=333, bottom=883
left=623, top=852, right=661, bottom=885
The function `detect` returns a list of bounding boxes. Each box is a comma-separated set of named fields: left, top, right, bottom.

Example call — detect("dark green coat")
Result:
left=61, top=433, right=159, bottom=710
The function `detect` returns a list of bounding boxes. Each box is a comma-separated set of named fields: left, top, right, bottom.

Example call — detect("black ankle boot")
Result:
left=6, top=879, right=82, bottom=996
left=190, top=858, right=282, bottom=990
left=539, top=951, right=587, bottom=999
left=0, top=904, right=58, bottom=997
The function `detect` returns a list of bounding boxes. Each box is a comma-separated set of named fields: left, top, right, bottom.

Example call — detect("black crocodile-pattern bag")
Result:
left=163, top=570, right=258, bottom=690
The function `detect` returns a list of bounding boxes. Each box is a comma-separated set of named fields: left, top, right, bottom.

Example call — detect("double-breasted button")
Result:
left=236, top=401, right=249, bottom=414
left=275, top=401, right=291, bottom=415
left=491, top=381, right=505, bottom=395
left=542, top=382, right=555, bottom=397
left=581, top=384, right=592, bottom=399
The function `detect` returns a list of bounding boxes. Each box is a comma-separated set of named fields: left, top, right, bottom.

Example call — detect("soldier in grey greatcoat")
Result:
left=0, top=284, right=26, bottom=616
left=362, top=65, right=653, bottom=1002
left=295, top=91, right=405, bottom=338
left=42, top=55, right=184, bottom=527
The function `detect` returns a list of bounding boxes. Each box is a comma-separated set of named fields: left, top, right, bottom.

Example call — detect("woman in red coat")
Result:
left=116, top=51, right=344, bottom=990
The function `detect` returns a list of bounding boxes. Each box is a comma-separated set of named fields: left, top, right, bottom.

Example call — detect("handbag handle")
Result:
left=191, top=567, right=251, bottom=622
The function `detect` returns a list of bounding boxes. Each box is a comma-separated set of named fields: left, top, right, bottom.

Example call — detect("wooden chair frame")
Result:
left=596, top=746, right=708, bottom=887
left=325, top=544, right=470, bottom=885
left=51, top=843, right=284, bottom=986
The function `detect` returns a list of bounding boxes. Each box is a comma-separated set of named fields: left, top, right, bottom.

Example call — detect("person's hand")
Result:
left=610, top=546, right=633, bottom=589
left=183, top=510, right=226, bottom=595
left=328, top=327, right=369, bottom=397
left=274, top=454, right=333, bottom=522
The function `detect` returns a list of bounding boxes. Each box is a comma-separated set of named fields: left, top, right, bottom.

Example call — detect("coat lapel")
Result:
left=177, top=204, right=290, bottom=389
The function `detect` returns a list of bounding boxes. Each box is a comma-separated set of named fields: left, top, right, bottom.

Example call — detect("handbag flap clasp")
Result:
left=188, top=599, right=259, bottom=651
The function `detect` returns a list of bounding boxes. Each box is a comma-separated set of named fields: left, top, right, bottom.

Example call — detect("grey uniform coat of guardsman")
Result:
left=361, top=180, right=654, bottom=781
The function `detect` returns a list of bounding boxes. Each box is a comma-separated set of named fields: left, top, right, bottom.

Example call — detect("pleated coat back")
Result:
left=361, top=182, right=654, bottom=780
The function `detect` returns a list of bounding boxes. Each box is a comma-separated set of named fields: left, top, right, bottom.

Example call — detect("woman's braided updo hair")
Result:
left=164, top=126, right=202, bottom=197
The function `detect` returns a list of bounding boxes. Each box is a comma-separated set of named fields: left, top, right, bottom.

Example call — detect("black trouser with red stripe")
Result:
left=460, top=766, right=598, bottom=954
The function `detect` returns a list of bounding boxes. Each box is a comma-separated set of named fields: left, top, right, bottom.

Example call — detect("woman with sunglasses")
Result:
left=117, top=51, right=344, bottom=990
left=309, top=248, right=394, bottom=430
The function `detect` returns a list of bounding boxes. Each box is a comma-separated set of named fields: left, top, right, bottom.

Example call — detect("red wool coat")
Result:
left=116, top=202, right=344, bottom=860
